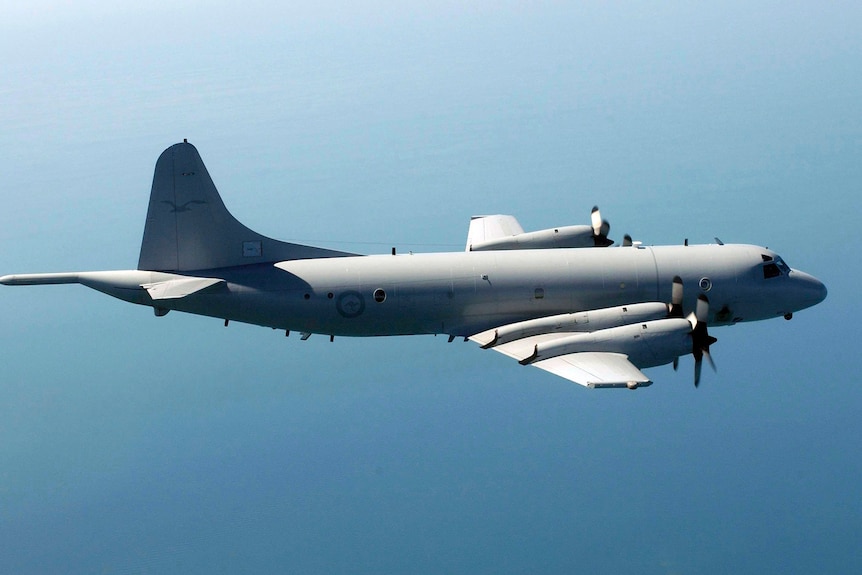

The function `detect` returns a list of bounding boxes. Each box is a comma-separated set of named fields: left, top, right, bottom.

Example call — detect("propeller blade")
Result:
left=673, top=357, right=679, bottom=371
left=590, top=206, right=602, bottom=236
left=695, top=294, right=709, bottom=325
left=670, top=276, right=684, bottom=318
left=589, top=206, right=613, bottom=246
left=689, top=295, right=718, bottom=387
left=694, top=355, right=703, bottom=388
left=704, top=348, right=717, bottom=372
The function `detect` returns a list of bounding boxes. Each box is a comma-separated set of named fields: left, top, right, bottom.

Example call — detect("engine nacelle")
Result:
left=471, top=302, right=671, bottom=348
left=518, top=317, right=694, bottom=369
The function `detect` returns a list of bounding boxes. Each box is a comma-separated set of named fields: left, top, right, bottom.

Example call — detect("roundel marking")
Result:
left=336, top=290, right=366, bottom=318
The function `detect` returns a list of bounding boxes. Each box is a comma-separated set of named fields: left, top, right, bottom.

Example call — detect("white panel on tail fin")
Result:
left=465, top=215, right=525, bottom=251
left=138, top=142, right=355, bottom=272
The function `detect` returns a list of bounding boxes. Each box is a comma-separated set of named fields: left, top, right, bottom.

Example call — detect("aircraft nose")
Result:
left=791, top=270, right=828, bottom=309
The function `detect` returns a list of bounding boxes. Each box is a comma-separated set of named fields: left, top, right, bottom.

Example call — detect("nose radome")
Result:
left=815, top=278, right=828, bottom=304
left=792, top=271, right=828, bottom=308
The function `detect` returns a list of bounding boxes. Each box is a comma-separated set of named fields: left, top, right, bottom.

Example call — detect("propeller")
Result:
left=667, top=276, right=717, bottom=387
left=689, top=294, right=718, bottom=387
left=590, top=206, right=613, bottom=247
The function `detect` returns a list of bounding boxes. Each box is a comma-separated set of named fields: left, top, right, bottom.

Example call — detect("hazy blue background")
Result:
left=1, top=2, right=859, bottom=573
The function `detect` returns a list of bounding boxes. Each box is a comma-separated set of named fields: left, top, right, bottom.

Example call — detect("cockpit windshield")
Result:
left=762, top=254, right=791, bottom=279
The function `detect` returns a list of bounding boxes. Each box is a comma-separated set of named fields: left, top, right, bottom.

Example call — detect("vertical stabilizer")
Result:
left=138, top=142, right=352, bottom=272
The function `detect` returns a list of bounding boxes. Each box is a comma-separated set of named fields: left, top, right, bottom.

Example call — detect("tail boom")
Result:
left=0, top=270, right=217, bottom=307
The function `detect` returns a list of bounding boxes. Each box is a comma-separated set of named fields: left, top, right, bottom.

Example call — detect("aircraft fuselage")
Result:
left=35, top=243, right=822, bottom=338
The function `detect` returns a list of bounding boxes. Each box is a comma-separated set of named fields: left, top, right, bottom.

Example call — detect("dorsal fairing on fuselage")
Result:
left=465, top=206, right=613, bottom=251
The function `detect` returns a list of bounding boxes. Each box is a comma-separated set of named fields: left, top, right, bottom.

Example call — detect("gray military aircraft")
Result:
left=1, top=141, right=827, bottom=389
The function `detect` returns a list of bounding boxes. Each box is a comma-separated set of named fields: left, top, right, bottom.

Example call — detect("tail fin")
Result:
left=138, top=141, right=353, bottom=272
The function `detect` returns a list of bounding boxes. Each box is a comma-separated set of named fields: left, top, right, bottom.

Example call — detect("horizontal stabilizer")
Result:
left=141, top=277, right=225, bottom=300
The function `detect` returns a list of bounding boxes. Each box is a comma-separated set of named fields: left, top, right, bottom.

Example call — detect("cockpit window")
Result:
left=762, top=255, right=791, bottom=279
left=764, top=263, right=781, bottom=278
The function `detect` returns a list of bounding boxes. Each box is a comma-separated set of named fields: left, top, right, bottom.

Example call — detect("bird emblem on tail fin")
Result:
left=161, top=199, right=207, bottom=213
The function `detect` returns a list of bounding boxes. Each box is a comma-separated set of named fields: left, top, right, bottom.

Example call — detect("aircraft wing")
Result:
left=465, top=215, right=525, bottom=251
left=530, top=352, right=651, bottom=388
left=469, top=329, right=652, bottom=389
